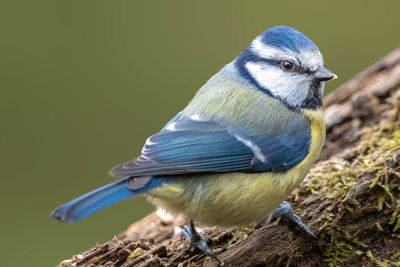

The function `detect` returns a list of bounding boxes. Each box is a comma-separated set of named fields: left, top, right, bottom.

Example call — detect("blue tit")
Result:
left=52, top=25, right=336, bottom=263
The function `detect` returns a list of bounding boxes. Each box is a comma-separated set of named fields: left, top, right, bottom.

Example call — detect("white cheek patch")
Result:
left=245, top=61, right=281, bottom=91
left=245, top=61, right=308, bottom=107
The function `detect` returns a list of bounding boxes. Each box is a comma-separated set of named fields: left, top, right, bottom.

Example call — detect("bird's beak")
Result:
left=314, top=67, right=337, bottom=82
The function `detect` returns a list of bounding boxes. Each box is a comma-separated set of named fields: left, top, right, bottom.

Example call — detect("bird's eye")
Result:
left=280, top=60, right=295, bottom=71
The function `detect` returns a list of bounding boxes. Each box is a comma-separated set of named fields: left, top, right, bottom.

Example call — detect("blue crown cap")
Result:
left=260, top=26, right=319, bottom=52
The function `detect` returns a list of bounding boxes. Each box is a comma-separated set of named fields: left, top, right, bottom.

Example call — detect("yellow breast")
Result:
left=278, top=108, right=326, bottom=197
left=147, top=109, right=325, bottom=226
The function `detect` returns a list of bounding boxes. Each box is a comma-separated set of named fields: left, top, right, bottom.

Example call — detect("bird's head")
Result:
left=234, top=26, right=336, bottom=110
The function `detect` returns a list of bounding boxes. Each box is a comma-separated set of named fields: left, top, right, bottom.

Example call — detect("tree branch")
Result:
left=59, top=48, right=400, bottom=267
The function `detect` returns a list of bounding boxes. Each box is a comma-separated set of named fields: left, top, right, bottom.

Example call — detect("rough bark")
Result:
left=59, top=48, right=400, bottom=267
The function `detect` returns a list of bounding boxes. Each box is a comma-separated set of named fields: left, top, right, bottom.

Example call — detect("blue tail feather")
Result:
left=51, top=177, right=163, bottom=223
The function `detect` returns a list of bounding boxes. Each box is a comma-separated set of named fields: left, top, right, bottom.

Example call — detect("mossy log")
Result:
left=59, top=48, right=400, bottom=267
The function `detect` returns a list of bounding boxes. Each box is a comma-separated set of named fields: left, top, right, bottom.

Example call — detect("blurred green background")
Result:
left=1, top=1, right=400, bottom=266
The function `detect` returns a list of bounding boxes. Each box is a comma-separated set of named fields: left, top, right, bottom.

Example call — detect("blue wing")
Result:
left=52, top=114, right=311, bottom=223
left=109, top=115, right=311, bottom=178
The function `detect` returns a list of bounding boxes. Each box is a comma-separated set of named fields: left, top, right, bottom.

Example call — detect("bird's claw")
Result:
left=181, top=220, right=224, bottom=265
left=264, top=201, right=317, bottom=239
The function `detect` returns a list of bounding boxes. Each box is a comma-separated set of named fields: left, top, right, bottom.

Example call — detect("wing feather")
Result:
left=109, top=117, right=311, bottom=178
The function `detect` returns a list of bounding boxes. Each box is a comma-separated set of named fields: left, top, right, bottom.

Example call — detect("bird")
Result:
left=52, top=25, right=336, bottom=264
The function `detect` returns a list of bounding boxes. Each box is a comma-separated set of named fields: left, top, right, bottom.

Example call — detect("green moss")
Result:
left=227, top=226, right=255, bottom=248
left=343, top=231, right=368, bottom=248
left=298, top=159, right=358, bottom=201
left=322, top=230, right=369, bottom=267
left=323, top=231, right=354, bottom=267
left=389, top=199, right=400, bottom=232
left=127, top=247, right=146, bottom=261
left=284, top=248, right=306, bottom=267
left=377, top=193, right=386, bottom=211
left=364, top=249, right=400, bottom=267
left=391, top=249, right=400, bottom=266
left=290, top=90, right=400, bottom=266
left=366, top=250, right=390, bottom=267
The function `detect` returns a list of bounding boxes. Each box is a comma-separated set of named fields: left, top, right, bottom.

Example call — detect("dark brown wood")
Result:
left=58, top=48, right=400, bottom=267
left=321, top=47, right=400, bottom=160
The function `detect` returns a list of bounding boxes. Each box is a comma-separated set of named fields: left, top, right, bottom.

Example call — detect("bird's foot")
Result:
left=259, top=201, right=317, bottom=239
left=181, top=220, right=224, bottom=266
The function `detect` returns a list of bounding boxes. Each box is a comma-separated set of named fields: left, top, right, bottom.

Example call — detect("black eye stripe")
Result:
left=236, top=49, right=315, bottom=77
left=253, top=58, right=311, bottom=75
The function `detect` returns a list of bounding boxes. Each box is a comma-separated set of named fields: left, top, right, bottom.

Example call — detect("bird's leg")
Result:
left=181, top=219, right=223, bottom=265
left=259, top=201, right=317, bottom=238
